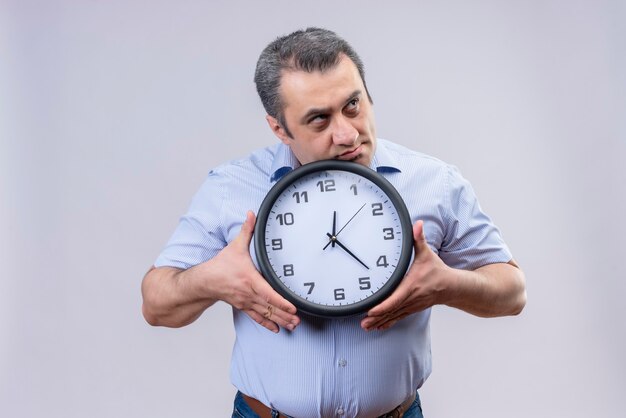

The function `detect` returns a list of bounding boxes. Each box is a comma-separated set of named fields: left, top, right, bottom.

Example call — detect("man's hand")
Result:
left=361, top=220, right=526, bottom=331
left=141, top=211, right=301, bottom=333
left=208, top=211, right=300, bottom=333
left=361, top=220, right=448, bottom=331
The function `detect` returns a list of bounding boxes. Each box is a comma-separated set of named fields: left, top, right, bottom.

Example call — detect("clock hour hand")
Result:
left=326, top=233, right=370, bottom=270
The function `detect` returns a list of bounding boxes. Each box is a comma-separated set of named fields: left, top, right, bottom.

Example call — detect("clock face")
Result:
left=254, top=160, right=413, bottom=317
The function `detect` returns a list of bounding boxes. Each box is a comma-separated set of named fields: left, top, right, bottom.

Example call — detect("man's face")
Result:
left=267, top=55, right=377, bottom=167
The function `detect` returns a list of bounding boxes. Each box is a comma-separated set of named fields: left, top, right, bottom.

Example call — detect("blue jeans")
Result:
left=232, top=391, right=424, bottom=418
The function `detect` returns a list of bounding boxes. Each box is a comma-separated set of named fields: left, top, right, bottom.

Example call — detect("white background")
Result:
left=1, top=1, right=625, bottom=417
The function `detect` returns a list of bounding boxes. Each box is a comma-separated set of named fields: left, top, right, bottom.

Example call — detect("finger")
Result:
left=250, top=278, right=300, bottom=327
left=365, top=317, right=396, bottom=331
left=362, top=316, right=391, bottom=331
left=361, top=315, right=383, bottom=330
left=247, top=290, right=300, bottom=333
left=231, top=210, right=256, bottom=249
left=377, top=317, right=402, bottom=331
left=253, top=276, right=298, bottom=315
left=246, top=294, right=300, bottom=331
left=253, top=296, right=298, bottom=323
left=362, top=309, right=409, bottom=331
left=413, top=220, right=428, bottom=254
left=366, top=276, right=411, bottom=318
left=247, top=309, right=280, bottom=333
left=253, top=301, right=299, bottom=332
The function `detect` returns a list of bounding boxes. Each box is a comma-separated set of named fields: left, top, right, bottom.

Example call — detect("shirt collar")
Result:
left=369, top=139, right=401, bottom=174
left=270, top=143, right=300, bottom=182
left=269, top=139, right=401, bottom=183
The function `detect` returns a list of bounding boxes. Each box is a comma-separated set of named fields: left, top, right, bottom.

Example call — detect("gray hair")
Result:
left=254, top=27, right=372, bottom=137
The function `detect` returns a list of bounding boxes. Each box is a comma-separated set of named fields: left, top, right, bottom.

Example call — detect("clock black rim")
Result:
left=254, top=159, right=413, bottom=318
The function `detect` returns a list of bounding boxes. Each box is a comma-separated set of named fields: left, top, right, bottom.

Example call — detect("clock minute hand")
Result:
left=323, top=211, right=338, bottom=250
left=326, top=233, right=370, bottom=270
left=332, top=210, right=337, bottom=247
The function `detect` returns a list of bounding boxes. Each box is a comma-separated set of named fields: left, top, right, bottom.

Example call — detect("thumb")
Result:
left=232, top=210, right=256, bottom=248
left=413, top=220, right=428, bottom=255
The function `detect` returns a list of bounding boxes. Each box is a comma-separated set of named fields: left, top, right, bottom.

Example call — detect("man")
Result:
left=141, top=28, right=526, bottom=418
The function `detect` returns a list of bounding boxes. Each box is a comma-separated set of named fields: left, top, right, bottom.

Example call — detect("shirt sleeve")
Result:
left=154, top=171, right=228, bottom=269
left=439, top=165, right=512, bottom=270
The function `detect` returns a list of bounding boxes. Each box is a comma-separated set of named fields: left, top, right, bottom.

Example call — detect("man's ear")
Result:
left=266, top=115, right=291, bottom=145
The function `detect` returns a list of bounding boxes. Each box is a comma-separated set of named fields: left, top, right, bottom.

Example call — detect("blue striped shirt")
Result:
left=155, top=139, right=512, bottom=417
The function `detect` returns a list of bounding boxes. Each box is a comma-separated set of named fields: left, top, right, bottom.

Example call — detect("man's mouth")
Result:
left=337, top=145, right=363, bottom=161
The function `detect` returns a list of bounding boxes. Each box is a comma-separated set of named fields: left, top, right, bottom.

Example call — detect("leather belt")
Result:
left=379, top=392, right=417, bottom=418
left=241, top=392, right=416, bottom=418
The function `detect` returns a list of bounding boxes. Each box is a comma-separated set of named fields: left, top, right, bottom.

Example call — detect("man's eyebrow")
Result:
left=300, top=106, right=331, bottom=125
left=299, top=90, right=363, bottom=124
left=345, top=90, right=362, bottom=104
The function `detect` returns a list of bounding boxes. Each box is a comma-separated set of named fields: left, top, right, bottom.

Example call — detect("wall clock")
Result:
left=254, top=160, right=413, bottom=317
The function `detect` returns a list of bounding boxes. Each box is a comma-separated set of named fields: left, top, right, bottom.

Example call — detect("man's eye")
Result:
left=346, top=98, right=360, bottom=113
left=309, top=115, right=328, bottom=124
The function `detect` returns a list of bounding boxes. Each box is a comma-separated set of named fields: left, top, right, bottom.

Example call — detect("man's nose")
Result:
left=331, top=116, right=358, bottom=146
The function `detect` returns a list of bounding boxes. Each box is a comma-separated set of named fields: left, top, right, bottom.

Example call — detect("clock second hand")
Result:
left=326, top=233, right=370, bottom=269
left=322, top=204, right=366, bottom=250
left=335, top=203, right=366, bottom=237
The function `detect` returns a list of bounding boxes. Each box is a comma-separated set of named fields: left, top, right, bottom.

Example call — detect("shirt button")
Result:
left=337, top=407, right=345, bottom=415
left=338, top=359, right=347, bottom=367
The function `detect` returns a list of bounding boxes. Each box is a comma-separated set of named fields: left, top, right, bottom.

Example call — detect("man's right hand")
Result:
left=207, top=211, right=300, bottom=332
left=141, top=211, right=301, bottom=333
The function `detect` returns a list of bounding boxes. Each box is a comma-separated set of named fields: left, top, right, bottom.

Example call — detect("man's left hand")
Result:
left=361, top=220, right=449, bottom=331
